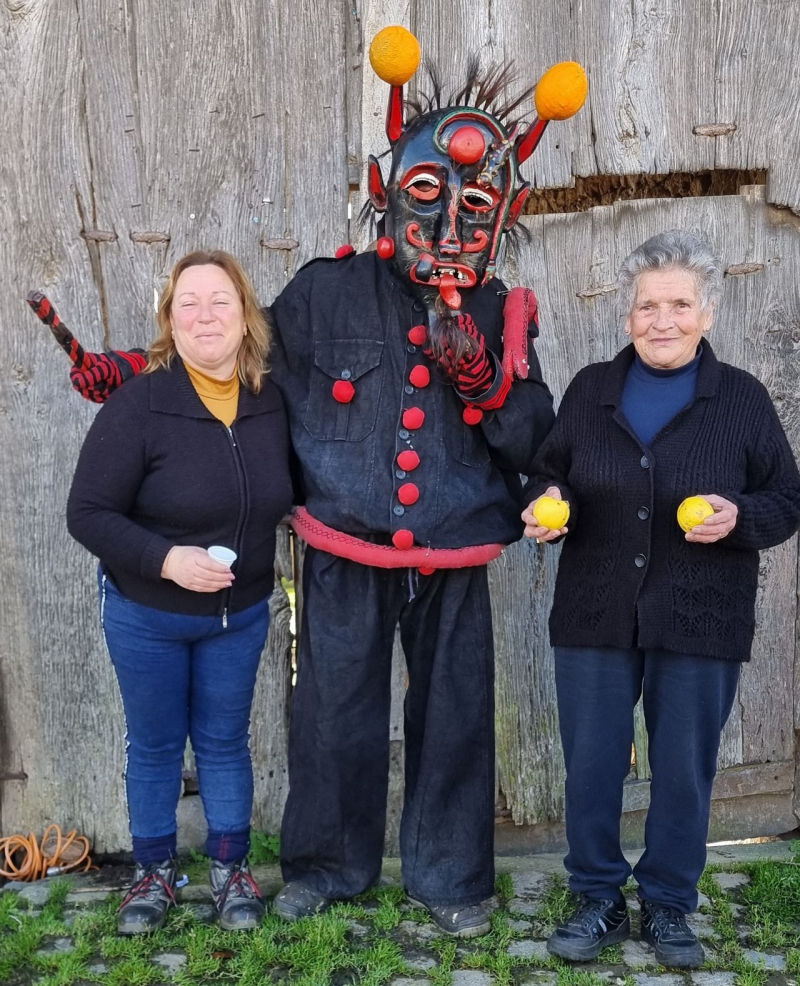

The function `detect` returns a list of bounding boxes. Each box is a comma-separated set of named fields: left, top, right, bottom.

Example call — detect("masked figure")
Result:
left=31, top=27, right=586, bottom=937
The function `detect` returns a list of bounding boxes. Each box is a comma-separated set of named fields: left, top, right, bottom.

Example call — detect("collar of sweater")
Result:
left=148, top=356, right=280, bottom=419
left=600, top=337, right=720, bottom=407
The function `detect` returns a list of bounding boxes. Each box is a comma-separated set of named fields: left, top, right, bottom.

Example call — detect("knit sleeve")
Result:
left=520, top=372, right=582, bottom=529
left=66, top=386, right=174, bottom=581
left=723, top=397, right=800, bottom=551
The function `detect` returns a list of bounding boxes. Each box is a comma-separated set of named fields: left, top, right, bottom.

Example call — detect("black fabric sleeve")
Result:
left=66, top=389, right=174, bottom=581
left=723, top=397, right=800, bottom=551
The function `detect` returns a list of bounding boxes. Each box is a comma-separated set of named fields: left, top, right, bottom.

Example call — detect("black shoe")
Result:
left=117, top=860, right=177, bottom=935
left=210, top=858, right=265, bottom=931
left=547, top=894, right=630, bottom=961
left=640, top=899, right=705, bottom=968
left=273, top=881, right=333, bottom=921
left=407, top=895, right=491, bottom=938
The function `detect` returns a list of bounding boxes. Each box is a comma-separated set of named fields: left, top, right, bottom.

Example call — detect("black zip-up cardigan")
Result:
left=522, top=340, right=800, bottom=662
left=67, top=359, right=294, bottom=616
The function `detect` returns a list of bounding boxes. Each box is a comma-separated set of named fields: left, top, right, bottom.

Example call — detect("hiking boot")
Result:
left=273, top=881, right=333, bottom=921
left=408, top=896, right=491, bottom=938
left=640, top=899, right=705, bottom=968
left=117, top=859, right=177, bottom=935
left=210, top=858, right=265, bottom=931
left=547, top=894, right=630, bottom=961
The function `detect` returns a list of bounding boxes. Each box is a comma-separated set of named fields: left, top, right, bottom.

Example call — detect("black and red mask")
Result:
left=367, top=28, right=587, bottom=312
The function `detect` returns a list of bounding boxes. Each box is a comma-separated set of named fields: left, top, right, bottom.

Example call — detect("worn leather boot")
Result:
left=408, top=895, right=491, bottom=938
left=117, top=860, right=177, bottom=935
left=273, top=881, right=333, bottom=921
left=210, top=858, right=265, bottom=931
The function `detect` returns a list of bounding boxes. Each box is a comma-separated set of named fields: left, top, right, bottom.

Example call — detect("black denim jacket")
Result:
left=269, top=251, right=555, bottom=549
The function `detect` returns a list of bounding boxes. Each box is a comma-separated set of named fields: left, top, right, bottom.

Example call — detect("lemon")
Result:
left=677, top=496, right=714, bottom=533
left=534, top=496, right=570, bottom=530
left=369, top=26, right=421, bottom=86
left=534, top=61, right=589, bottom=121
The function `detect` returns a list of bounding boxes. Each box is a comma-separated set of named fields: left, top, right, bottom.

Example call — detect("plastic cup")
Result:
left=207, top=545, right=237, bottom=567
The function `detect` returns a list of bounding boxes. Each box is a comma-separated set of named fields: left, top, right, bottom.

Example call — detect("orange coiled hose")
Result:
left=0, top=824, right=93, bottom=881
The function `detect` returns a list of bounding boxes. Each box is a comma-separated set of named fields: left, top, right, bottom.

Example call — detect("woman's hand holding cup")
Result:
left=522, top=486, right=570, bottom=542
left=161, top=545, right=235, bottom=592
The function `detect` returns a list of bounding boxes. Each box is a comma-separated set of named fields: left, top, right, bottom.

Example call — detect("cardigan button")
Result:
left=399, top=429, right=410, bottom=440
left=634, top=553, right=647, bottom=568
left=393, top=505, right=405, bottom=516
left=340, top=369, right=352, bottom=380
left=637, top=506, right=650, bottom=520
left=640, top=455, right=650, bottom=469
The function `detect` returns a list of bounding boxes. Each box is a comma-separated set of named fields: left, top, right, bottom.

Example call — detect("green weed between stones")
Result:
left=2, top=861, right=800, bottom=985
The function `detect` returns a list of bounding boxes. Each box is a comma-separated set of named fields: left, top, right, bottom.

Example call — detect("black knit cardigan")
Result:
left=522, top=340, right=800, bottom=662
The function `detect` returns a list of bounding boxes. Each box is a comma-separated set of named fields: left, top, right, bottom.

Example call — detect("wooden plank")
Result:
left=0, top=0, right=129, bottom=850
left=622, top=761, right=794, bottom=814
left=714, top=0, right=800, bottom=213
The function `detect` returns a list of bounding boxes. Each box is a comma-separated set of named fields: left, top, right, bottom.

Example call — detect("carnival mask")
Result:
left=366, top=26, right=588, bottom=311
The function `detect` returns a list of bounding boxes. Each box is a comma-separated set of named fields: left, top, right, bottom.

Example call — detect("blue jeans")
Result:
left=100, top=571, right=270, bottom=864
left=554, top=645, right=740, bottom=912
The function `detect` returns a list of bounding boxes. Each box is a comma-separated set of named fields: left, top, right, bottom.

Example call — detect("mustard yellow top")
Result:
left=185, top=363, right=240, bottom=428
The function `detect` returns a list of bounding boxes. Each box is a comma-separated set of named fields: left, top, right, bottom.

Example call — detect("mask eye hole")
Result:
left=461, top=185, right=499, bottom=212
left=401, top=169, right=443, bottom=202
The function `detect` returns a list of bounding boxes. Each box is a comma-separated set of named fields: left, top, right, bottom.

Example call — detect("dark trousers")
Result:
left=554, top=645, right=740, bottom=912
left=280, top=547, right=495, bottom=906
left=100, top=572, right=270, bottom=864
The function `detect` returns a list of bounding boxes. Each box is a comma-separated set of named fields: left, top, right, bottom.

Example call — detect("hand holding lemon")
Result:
left=522, top=486, right=570, bottom=542
left=679, top=494, right=739, bottom=543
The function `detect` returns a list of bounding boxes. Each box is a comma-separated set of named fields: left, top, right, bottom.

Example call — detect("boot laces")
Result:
left=571, top=895, right=615, bottom=931
left=217, top=865, right=261, bottom=908
left=648, top=904, right=691, bottom=940
left=119, top=868, right=176, bottom=910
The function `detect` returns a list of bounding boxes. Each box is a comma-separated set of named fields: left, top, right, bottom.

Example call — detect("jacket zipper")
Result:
left=222, top=423, right=249, bottom=628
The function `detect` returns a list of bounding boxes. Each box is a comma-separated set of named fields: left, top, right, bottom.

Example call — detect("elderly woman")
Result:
left=522, top=231, right=800, bottom=968
left=67, top=251, right=293, bottom=934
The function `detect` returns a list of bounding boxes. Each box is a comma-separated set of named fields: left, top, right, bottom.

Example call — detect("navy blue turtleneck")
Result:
left=620, top=347, right=702, bottom=447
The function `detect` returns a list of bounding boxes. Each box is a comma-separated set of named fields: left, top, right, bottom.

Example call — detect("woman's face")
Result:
left=626, top=268, right=714, bottom=370
left=170, top=264, right=245, bottom=376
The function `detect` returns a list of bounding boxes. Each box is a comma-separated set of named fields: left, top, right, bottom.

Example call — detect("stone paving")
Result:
left=1, top=841, right=798, bottom=984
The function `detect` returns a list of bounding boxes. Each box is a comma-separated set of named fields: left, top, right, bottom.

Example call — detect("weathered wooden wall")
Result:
left=1, top=0, right=798, bottom=853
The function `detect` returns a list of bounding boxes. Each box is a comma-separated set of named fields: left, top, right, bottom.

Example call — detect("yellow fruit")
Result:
left=677, top=496, right=715, bottom=533
left=534, top=61, right=589, bottom=121
left=369, top=26, right=421, bottom=86
left=534, top=496, right=570, bottom=530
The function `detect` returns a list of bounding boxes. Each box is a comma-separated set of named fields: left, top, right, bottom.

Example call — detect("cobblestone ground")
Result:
left=1, top=842, right=797, bottom=985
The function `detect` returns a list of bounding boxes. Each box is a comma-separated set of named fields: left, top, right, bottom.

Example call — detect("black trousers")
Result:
left=554, top=645, right=741, bottom=912
left=280, top=547, right=495, bottom=905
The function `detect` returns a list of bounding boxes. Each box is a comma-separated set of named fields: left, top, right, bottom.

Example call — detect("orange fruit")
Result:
left=369, top=26, right=421, bottom=86
left=677, top=496, right=715, bottom=533
left=534, top=62, right=589, bottom=121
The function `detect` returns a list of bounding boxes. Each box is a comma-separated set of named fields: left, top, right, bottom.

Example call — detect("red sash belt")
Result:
left=289, top=507, right=504, bottom=570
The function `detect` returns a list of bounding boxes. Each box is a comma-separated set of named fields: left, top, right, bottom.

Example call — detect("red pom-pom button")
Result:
left=418, top=565, right=435, bottom=576
left=392, top=529, right=415, bottom=550
left=409, top=365, right=431, bottom=388
left=403, top=407, right=425, bottom=430
left=448, top=125, right=486, bottom=165
left=332, top=380, right=355, bottom=403
left=377, top=236, right=395, bottom=259
left=398, top=483, right=420, bottom=506
left=462, top=406, right=484, bottom=425
left=335, top=244, right=355, bottom=258
left=397, top=450, right=420, bottom=471
left=408, top=324, right=428, bottom=346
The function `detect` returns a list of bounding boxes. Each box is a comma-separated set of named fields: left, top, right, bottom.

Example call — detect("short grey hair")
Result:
left=618, top=230, right=723, bottom=314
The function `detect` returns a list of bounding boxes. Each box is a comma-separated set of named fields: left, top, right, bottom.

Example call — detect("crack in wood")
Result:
left=83, top=230, right=117, bottom=242
left=693, top=123, right=738, bottom=137
left=130, top=231, right=170, bottom=244
left=523, top=168, right=768, bottom=216
left=261, top=237, right=299, bottom=251
left=725, top=262, right=765, bottom=276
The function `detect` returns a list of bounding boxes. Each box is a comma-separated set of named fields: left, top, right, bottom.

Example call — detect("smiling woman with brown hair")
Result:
left=67, top=251, right=293, bottom=935
left=521, top=230, right=800, bottom=969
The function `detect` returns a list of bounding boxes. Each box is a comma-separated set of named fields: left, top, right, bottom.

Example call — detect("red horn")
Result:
left=386, top=85, right=404, bottom=143
left=515, top=118, right=549, bottom=165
